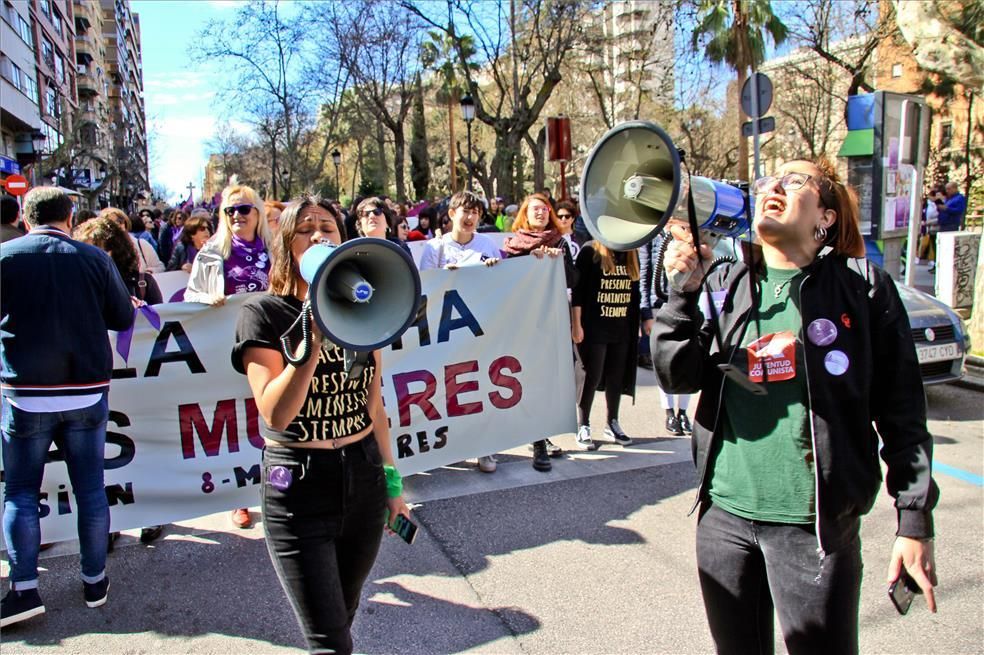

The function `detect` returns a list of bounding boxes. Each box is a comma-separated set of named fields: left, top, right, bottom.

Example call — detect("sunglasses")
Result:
left=361, top=208, right=384, bottom=218
left=557, top=213, right=573, bottom=220
left=223, top=203, right=255, bottom=217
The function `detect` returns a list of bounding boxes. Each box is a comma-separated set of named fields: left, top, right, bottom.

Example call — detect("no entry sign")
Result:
left=3, top=174, right=29, bottom=196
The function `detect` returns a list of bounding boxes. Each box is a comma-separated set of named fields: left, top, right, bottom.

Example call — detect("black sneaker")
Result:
left=666, top=414, right=683, bottom=436
left=532, top=440, right=552, bottom=472
left=1, top=587, right=45, bottom=628
left=544, top=438, right=563, bottom=458
left=140, top=525, right=164, bottom=544
left=83, top=577, right=110, bottom=608
left=678, top=413, right=692, bottom=435
left=637, top=354, right=653, bottom=369
left=604, top=419, right=633, bottom=446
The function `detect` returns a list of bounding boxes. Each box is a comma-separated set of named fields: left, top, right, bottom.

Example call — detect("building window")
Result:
left=45, top=87, right=59, bottom=118
left=39, top=0, right=51, bottom=20
left=51, top=8, right=63, bottom=37
left=42, top=37, right=55, bottom=70
left=940, top=122, right=953, bottom=149
left=891, top=63, right=903, bottom=78
left=8, top=64, right=39, bottom=105
left=17, top=15, right=34, bottom=47
left=55, top=54, right=65, bottom=84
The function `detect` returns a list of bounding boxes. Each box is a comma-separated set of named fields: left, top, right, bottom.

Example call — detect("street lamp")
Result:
left=459, top=94, right=476, bottom=191
left=331, top=149, right=341, bottom=198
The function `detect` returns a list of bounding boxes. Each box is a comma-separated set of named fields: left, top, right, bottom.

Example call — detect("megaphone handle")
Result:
left=281, top=301, right=315, bottom=367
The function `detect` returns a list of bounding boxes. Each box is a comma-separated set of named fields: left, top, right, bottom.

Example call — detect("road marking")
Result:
left=933, top=461, right=984, bottom=486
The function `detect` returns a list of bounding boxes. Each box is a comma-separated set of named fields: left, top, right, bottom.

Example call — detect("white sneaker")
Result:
left=605, top=419, right=633, bottom=446
left=575, top=425, right=596, bottom=450
left=477, top=455, right=497, bottom=473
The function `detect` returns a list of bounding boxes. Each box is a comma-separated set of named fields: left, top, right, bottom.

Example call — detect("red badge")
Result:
left=841, top=313, right=851, bottom=328
left=746, top=331, right=797, bottom=383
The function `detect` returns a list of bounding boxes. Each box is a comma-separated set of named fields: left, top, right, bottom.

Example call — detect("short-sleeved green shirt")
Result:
left=708, top=266, right=816, bottom=524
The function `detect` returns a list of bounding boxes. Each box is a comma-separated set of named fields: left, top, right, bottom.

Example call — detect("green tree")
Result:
left=409, top=75, right=431, bottom=200
left=691, top=0, right=788, bottom=180
left=420, top=30, right=478, bottom=194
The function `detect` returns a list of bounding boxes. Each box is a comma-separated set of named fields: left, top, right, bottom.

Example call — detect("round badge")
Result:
left=807, top=318, right=838, bottom=347
left=824, top=350, right=849, bottom=376
left=268, top=465, right=293, bottom=491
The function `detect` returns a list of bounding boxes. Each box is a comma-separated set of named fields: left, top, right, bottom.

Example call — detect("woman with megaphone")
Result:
left=231, top=195, right=410, bottom=655
left=653, top=158, right=939, bottom=654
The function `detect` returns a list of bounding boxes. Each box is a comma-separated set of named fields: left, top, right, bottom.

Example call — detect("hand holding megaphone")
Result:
left=664, top=223, right=713, bottom=293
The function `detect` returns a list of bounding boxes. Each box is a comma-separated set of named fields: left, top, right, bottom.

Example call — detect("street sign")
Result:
left=742, top=116, right=776, bottom=138
left=741, top=72, right=773, bottom=118
left=3, top=174, right=29, bottom=196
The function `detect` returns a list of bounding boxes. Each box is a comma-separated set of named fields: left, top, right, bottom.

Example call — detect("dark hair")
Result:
left=555, top=199, right=577, bottom=215
left=180, top=216, right=212, bottom=246
left=73, top=217, right=139, bottom=279
left=22, top=186, right=74, bottom=228
left=129, top=212, right=147, bottom=234
left=1, top=195, right=19, bottom=225
left=268, top=194, right=346, bottom=296
left=75, top=209, right=98, bottom=226
left=448, top=190, right=484, bottom=212
left=354, top=196, right=393, bottom=236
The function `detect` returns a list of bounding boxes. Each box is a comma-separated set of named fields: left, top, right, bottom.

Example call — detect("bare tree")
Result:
left=404, top=0, right=586, bottom=202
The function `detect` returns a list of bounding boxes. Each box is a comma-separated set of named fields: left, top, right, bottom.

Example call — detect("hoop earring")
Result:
left=814, top=225, right=828, bottom=242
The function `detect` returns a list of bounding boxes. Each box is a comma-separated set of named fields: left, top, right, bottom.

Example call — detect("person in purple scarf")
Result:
left=184, top=183, right=273, bottom=307
left=184, top=183, right=273, bottom=530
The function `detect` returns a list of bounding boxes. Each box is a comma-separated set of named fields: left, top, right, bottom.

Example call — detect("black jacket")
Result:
left=652, top=249, right=938, bottom=552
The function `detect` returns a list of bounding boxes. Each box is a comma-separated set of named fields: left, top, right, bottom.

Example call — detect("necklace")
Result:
left=773, top=278, right=794, bottom=299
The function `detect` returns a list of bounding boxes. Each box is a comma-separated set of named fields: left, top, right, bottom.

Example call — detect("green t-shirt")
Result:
left=708, top=266, right=816, bottom=524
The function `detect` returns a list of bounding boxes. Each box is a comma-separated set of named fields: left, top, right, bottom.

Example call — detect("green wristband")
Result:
left=383, top=464, right=403, bottom=498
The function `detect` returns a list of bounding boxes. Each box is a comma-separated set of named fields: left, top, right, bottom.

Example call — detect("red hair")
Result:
left=811, top=157, right=865, bottom=258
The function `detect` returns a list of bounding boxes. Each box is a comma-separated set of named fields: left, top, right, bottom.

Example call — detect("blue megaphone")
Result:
left=298, top=238, right=422, bottom=352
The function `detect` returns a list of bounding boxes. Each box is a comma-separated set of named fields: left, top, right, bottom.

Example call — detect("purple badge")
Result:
left=824, top=350, right=849, bottom=376
left=268, top=465, right=293, bottom=491
left=807, top=318, right=838, bottom=347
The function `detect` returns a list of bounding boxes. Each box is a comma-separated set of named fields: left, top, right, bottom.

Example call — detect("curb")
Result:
left=952, top=355, right=984, bottom=391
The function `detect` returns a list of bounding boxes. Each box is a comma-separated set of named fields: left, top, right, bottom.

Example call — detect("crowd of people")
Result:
left=0, top=162, right=942, bottom=654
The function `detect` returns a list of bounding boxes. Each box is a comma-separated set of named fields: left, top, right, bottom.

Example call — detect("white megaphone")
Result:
left=580, top=121, right=752, bottom=289
left=289, top=238, right=422, bottom=376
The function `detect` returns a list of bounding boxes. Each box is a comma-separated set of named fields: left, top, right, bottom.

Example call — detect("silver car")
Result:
left=895, top=281, right=971, bottom=385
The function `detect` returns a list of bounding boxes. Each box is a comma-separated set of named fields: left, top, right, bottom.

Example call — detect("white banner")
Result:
left=1, top=256, right=575, bottom=543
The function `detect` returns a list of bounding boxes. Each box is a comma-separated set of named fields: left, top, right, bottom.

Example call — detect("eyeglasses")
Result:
left=557, top=213, right=573, bottom=220
left=223, top=203, right=255, bottom=217
left=753, top=172, right=814, bottom=196
left=361, top=208, right=384, bottom=218
left=531, top=205, right=550, bottom=213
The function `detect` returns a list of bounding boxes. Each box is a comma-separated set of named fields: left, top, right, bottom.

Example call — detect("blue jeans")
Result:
left=696, top=503, right=862, bottom=655
left=2, top=395, right=110, bottom=589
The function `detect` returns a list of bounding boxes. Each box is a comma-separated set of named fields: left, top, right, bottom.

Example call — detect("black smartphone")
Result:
left=391, top=514, right=418, bottom=545
left=888, top=570, right=921, bottom=615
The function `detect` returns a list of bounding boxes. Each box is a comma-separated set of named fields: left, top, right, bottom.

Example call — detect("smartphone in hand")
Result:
left=391, top=514, right=418, bottom=545
left=888, top=570, right=921, bottom=615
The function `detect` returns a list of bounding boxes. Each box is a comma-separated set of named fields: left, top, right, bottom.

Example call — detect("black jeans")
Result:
left=576, top=340, right=629, bottom=425
left=262, top=437, right=387, bottom=655
left=696, top=503, right=862, bottom=655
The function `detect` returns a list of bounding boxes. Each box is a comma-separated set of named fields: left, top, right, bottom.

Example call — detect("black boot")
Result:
left=665, top=414, right=683, bottom=436
left=677, top=411, right=692, bottom=435
left=532, top=440, right=552, bottom=471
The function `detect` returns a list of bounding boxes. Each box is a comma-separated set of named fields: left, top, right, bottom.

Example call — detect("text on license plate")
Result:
left=917, top=343, right=960, bottom=363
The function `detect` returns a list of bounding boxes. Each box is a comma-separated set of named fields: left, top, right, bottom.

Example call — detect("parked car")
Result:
left=895, top=281, right=971, bottom=385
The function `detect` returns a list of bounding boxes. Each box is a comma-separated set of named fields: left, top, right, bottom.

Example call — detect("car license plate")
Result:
left=917, top=343, right=960, bottom=363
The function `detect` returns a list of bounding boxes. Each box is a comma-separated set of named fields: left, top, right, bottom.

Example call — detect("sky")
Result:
left=133, top=0, right=250, bottom=203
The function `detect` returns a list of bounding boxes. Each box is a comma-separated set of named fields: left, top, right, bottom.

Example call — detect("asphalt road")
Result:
left=2, top=369, right=981, bottom=654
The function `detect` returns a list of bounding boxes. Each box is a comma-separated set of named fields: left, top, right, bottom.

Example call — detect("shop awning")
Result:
left=837, top=129, right=874, bottom=158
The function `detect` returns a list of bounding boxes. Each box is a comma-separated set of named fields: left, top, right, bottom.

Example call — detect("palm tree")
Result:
left=420, top=30, right=478, bottom=193
left=692, top=0, right=788, bottom=180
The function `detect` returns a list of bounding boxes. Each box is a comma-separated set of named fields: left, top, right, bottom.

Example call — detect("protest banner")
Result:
left=0, top=256, right=575, bottom=543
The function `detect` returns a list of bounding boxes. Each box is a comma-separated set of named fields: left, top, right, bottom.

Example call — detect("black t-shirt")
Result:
left=231, top=294, right=376, bottom=444
left=572, top=244, right=639, bottom=343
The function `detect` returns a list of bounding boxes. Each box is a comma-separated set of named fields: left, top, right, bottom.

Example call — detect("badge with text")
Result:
left=807, top=318, right=838, bottom=347
left=746, top=331, right=797, bottom=383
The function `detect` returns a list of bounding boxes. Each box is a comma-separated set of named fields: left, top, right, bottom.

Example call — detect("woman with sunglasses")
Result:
left=555, top=200, right=580, bottom=260
left=231, top=194, right=409, bottom=655
left=166, top=215, right=213, bottom=273
left=653, top=158, right=939, bottom=654
left=184, top=184, right=273, bottom=529
left=354, top=197, right=391, bottom=239
left=502, top=193, right=576, bottom=471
